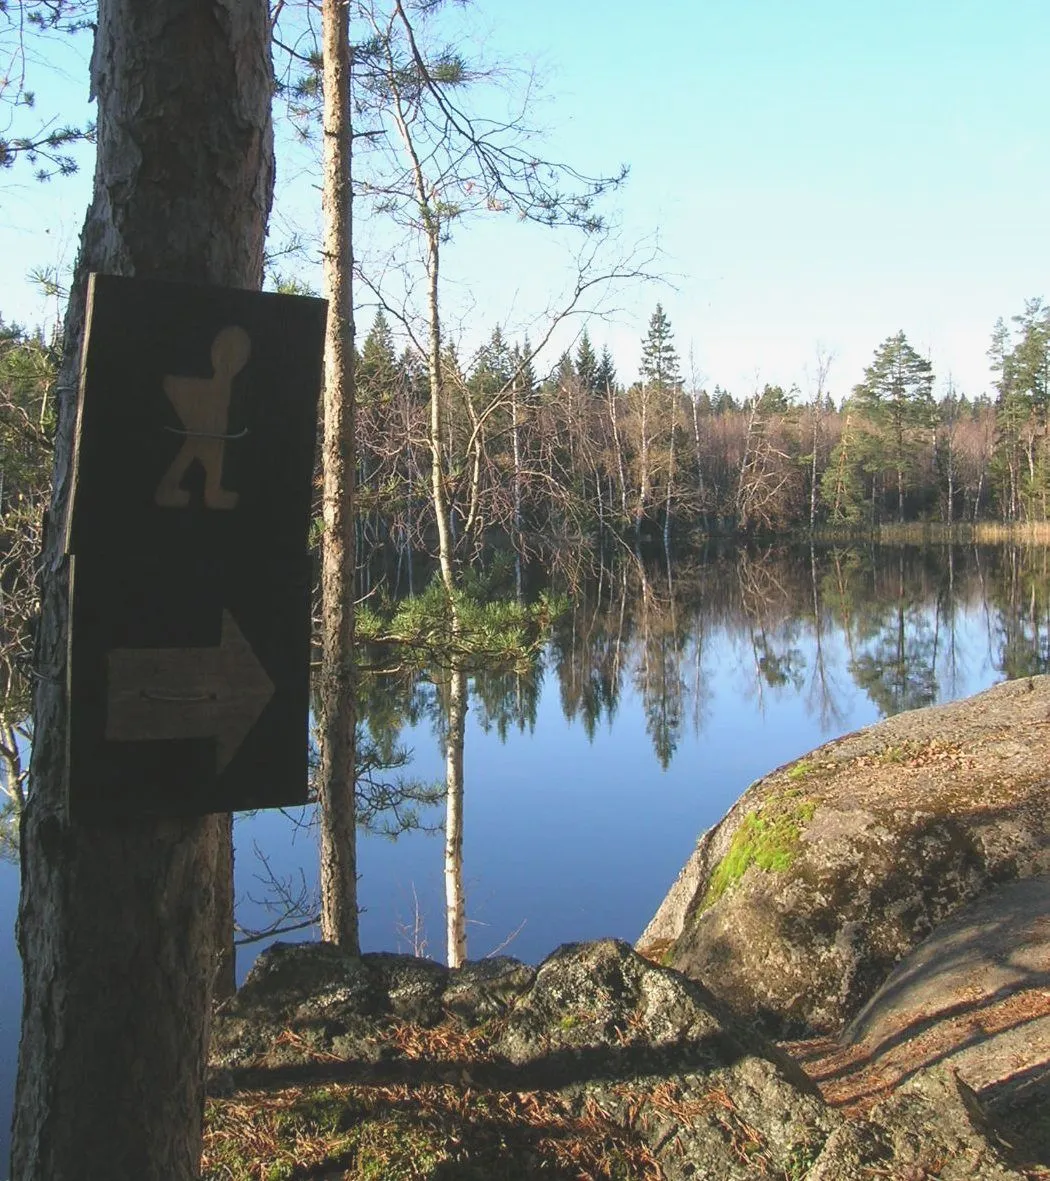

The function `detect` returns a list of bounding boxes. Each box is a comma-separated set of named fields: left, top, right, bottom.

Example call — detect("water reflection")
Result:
left=350, top=541, right=1050, bottom=963
left=433, top=544, right=1048, bottom=769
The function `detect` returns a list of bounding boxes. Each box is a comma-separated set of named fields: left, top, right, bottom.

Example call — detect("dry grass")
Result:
left=810, top=521, right=1050, bottom=546
left=203, top=1078, right=664, bottom=1180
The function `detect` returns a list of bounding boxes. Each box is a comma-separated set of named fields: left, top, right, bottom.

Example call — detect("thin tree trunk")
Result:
left=663, top=405, right=675, bottom=556
left=388, top=63, right=468, bottom=962
left=690, top=396, right=708, bottom=531
left=13, top=4, right=273, bottom=1178
left=317, top=0, right=359, bottom=949
left=443, top=663, right=468, bottom=967
left=608, top=383, right=628, bottom=522
left=512, top=380, right=523, bottom=599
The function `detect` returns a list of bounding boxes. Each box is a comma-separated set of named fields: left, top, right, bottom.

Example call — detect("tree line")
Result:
left=347, top=298, right=1050, bottom=593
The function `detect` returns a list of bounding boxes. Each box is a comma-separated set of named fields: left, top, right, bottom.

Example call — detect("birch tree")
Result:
left=352, top=0, right=630, bottom=965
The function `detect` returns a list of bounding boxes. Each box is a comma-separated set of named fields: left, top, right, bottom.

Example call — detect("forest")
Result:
left=5, top=293, right=1049, bottom=623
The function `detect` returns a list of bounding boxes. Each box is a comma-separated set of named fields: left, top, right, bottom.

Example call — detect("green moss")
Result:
left=271, top=1088, right=351, bottom=1138
left=356, top=1115, right=449, bottom=1179
left=786, top=759, right=815, bottom=781
left=701, top=797, right=818, bottom=911
left=785, top=1138, right=822, bottom=1178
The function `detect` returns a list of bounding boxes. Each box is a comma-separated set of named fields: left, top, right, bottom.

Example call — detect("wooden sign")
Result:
left=65, top=274, right=326, bottom=819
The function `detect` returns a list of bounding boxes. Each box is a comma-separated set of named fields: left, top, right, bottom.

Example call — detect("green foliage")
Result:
left=358, top=573, right=566, bottom=675
left=0, top=2, right=94, bottom=179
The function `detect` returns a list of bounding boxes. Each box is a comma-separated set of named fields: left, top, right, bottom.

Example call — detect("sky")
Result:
left=1, top=0, right=1048, bottom=402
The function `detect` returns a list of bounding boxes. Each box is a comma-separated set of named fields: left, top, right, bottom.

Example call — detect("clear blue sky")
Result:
left=1, top=0, right=1047, bottom=401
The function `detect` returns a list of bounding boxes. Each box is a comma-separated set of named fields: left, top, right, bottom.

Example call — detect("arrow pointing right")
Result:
left=105, top=609, right=274, bottom=772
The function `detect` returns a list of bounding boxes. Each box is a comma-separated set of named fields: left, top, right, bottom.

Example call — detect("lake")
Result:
left=3, top=541, right=1048, bottom=1174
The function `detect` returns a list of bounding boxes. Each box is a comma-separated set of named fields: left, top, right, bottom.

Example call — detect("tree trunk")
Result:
left=12, top=4, right=273, bottom=1179
left=690, top=396, right=708, bottom=531
left=608, top=384, right=628, bottom=522
left=443, top=663, right=468, bottom=967
left=317, top=0, right=360, bottom=951
left=663, top=405, right=675, bottom=556
left=213, top=815, right=236, bottom=1002
left=512, top=380, right=523, bottom=599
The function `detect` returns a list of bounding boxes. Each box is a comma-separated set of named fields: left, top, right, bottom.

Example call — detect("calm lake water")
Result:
left=3, top=541, right=1049, bottom=1174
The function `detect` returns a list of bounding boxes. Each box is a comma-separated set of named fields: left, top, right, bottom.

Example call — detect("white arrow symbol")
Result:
left=105, top=609, right=275, bottom=772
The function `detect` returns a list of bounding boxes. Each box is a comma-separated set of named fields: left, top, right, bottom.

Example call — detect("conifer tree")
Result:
left=595, top=344, right=616, bottom=394
left=575, top=328, right=598, bottom=394
left=852, top=331, right=935, bottom=523
left=639, top=303, right=681, bottom=391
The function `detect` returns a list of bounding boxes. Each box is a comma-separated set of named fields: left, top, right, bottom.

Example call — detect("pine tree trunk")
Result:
left=12, top=4, right=273, bottom=1179
left=317, top=0, right=360, bottom=951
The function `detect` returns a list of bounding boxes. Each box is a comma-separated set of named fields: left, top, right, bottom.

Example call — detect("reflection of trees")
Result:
left=849, top=550, right=939, bottom=715
left=472, top=658, right=543, bottom=741
left=805, top=543, right=847, bottom=731
left=551, top=574, right=628, bottom=740
left=988, top=545, right=1050, bottom=678
left=632, top=566, right=685, bottom=769
left=544, top=542, right=1050, bottom=754
left=732, top=550, right=805, bottom=712
left=0, top=655, right=29, bottom=861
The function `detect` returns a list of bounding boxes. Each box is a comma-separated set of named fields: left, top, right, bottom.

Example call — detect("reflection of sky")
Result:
left=0, top=569, right=1024, bottom=1173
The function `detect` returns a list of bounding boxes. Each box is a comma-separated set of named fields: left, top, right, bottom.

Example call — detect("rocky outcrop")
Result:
left=205, top=940, right=1037, bottom=1179
left=209, top=940, right=835, bottom=1179
left=805, top=1068, right=1030, bottom=1181
left=638, top=676, right=1050, bottom=1036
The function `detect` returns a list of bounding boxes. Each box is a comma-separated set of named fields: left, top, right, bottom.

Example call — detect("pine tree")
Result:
left=632, top=305, right=681, bottom=538
left=852, top=331, right=935, bottom=523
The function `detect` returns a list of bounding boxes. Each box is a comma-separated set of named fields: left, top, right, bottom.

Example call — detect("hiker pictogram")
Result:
left=155, top=325, right=251, bottom=509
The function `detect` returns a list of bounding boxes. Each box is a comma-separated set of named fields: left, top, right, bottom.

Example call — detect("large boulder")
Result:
left=638, top=675, right=1050, bottom=1036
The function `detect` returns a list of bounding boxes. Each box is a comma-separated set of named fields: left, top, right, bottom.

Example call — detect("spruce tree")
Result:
left=357, top=309, right=399, bottom=405
left=575, top=328, right=598, bottom=393
left=595, top=344, right=617, bottom=394
left=640, top=303, right=681, bottom=391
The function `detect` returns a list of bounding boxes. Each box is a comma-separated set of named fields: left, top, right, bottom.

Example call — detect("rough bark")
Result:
left=12, top=4, right=273, bottom=1180
left=317, top=0, right=359, bottom=951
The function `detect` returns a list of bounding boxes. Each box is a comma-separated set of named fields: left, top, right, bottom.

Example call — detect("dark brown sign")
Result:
left=65, top=274, right=326, bottom=819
